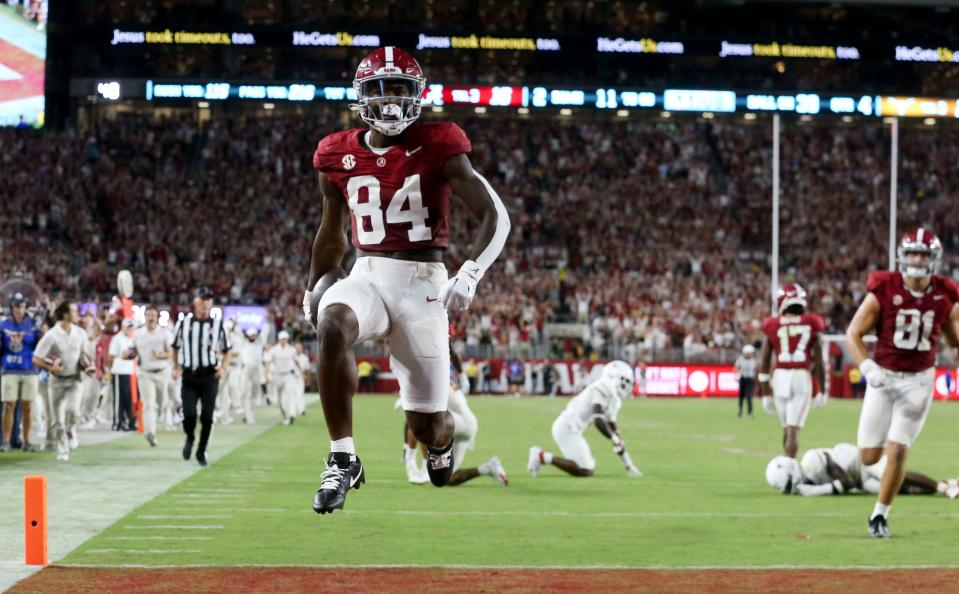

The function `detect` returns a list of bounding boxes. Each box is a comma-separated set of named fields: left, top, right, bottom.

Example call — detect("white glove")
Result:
left=301, top=290, right=314, bottom=329
left=859, top=358, right=886, bottom=389
left=813, top=392, right=828, bottom=408
left=438, top=260, right=483, bottom=311
left=627, top=465, right=643, bottom=478
left=761, top=396, right=775, bottom=415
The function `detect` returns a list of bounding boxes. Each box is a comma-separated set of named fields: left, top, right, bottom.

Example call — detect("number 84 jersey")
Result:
left=312, top=122, right=472, bottom=252
left=762, top=312, right=826, bottom=370
left=867, top=270, right=959, bottom=373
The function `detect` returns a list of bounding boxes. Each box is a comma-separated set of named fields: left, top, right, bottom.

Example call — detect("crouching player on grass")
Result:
left=528, top=361, right=641, bottom=478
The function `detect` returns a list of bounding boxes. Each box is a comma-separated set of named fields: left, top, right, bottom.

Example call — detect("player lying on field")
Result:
left=765, top=442, right=959, bottom=498
left=528, top=361, right=641, bottom=478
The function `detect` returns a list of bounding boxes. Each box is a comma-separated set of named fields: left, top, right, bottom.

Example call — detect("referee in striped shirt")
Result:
left=172, top=287, right=232, bottom=467
left=735, top=344, right=757, bottom=418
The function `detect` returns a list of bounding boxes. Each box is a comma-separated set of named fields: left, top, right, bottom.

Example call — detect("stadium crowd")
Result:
left=1, top=109, right=958, bottom=362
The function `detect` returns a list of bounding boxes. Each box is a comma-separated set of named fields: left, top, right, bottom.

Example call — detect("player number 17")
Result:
left=347, top=174, right=432, bottom=245
left=776, top=325, right=811, bottom=364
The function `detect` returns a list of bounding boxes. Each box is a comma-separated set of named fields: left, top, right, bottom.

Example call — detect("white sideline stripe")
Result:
left=124, top=525, right=224, bottom=530
left=85, top=549, right=201, bottom=554
left=55, top=562, right=959, bottom=570
left=137, top=515, right=232, bottom=520
left=343, top=509, right=959, bottom=519
left=102, top=536, right=213, bottom=541
left=344, top=510, right=856, bottom=518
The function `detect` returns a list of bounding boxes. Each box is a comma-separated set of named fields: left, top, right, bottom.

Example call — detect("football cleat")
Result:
left=146, top=433, right=157, bottom=447
left=487, top=457, right=509, bottom=487
left=196, top=450, right=208, bottom=467
left=426, top=441, right=454, bottom=487
left=407, top=466, right=429, bottom=485
left=868, top=514, right=890, bottom=539
left=528, top=446, right=543, bottom=477
left=313, top=452, right=365, bottom=514
left=182, top=437, right=194, bottom=460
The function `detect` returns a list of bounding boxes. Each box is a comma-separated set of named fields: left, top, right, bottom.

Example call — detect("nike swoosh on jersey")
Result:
left=405, top=146, right=423, bottom=156
left=426, top=297, right=439, bottom=303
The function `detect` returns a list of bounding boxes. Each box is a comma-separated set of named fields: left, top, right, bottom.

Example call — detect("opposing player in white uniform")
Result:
left=292, top=340, right=310, bottom=417
left=445, top=382, right=508, bottom=486
left=237, top=328, right=267, bottom=424
left=215, top=319, right=244, bottom=425
left=265, top=330, right=300, bottom=424
left=527, top=361, right=641, bottom=478
left=766, top=444, right=958, bottom=498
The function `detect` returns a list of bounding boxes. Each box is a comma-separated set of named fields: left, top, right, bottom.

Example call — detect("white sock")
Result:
left=871, top=502, right=890, bottom=519
left=541, top=451, right=553, bottom=464
left=330, top=437, right=355, bottom=455
left=478, top=460, right=492, bottom=475
left=937, top=481, right=948, bottom=494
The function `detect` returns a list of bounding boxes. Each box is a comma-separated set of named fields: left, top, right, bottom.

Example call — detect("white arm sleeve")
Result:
left=471, top=170, right=510, bottom=274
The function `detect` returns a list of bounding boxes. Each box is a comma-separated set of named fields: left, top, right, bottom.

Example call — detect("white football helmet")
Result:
left=800, top=449, right=830, bottom=485
left=765, top=456, right=803, bottom=494
left=602, top=360, right=635, bottom=399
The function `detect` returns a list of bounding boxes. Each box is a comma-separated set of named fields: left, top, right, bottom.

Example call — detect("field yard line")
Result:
left=136, top=515, right=233, bottom=520
left=0, top=403, right=286, bottom=593
left=52, top=562, right=959, bottom=570
left=101, top=536, right=213, bottom=541
left=84, top=549, right=202, bottom=554
left=346, top=509, right=959, bottom=519
left=123, top=525, right=224, bottom=530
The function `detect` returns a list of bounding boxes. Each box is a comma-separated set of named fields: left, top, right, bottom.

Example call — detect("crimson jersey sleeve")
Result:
left=425, top=122, right=471, bottom=163
left=312, top=130, right=355, bottom=173
left=866, top=270, right=899, bottom=295
left=761, top=316, right=777, bottom=340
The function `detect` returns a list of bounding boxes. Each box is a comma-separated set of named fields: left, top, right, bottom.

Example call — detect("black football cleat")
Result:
left=313, top=452, right=365, bottom=514
left=196, top=449, right=208, bottom=467
left=868, top=514, right=890, bottom=539
left=426, top=440, right=454, bottom=487
left=182, top=437, right=194, bottom=461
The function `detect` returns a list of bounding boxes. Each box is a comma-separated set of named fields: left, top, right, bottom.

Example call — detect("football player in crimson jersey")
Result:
left=303, top=47, right=510, bottom=514
left=846, top=228, right=959, bottom=538
left=756, top=283, right=827, bottom=459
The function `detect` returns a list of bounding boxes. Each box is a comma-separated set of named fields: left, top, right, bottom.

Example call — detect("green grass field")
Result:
left=56, top=395, right=959, bottom=569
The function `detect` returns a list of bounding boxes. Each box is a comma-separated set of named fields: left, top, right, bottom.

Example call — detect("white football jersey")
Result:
left=557, top=380, right=622, bottom=435
left=804, top=442, right=861, bottom=486
left=266, top=344, right=297, bottom=375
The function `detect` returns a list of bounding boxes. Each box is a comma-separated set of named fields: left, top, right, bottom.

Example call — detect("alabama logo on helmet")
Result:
left=351, top=46, right=426, bottom=137
left=776, top=282, right=807, bottom=314
left=898, top=227, right=943, bottom=279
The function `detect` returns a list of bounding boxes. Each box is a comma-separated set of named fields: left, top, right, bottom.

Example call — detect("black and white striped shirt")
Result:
left=735, top=356, right=757, bottom=380
left=171, top=314, right=232, bottom=373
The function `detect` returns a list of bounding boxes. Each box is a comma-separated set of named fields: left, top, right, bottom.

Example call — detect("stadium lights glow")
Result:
left=702, top=112, right=715, bottom=119
left=197, top=101, right=209, bottom=108
left=263, top=102, right=275, bottom=110
left=924, top=117, right=936, bottom=125
left=431, top=106, right=444, bottom=113
left=800, top=114, right=812, bottom=122
left=559, top=108, right=572, bottom=116
left=743, top=113, right=757, bottom=120
left=842, top=115, right=853, bottom=123
left=517, top=107, right=530, bottom=115
left=616, top=109, right=629, bottom=117
left=661, top=111, right=672, bottom=118
left=474, top=106, right=487, bottom=113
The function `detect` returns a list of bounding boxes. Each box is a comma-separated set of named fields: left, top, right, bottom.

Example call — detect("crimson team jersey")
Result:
left=313, top=122, right=472, bottom=252
left=867, top=270, right=959, bottom=372
left=762, top=313, right=826, bottom=370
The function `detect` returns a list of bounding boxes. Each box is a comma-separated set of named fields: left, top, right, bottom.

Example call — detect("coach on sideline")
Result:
left=171, top=287, right=232, bottom=467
